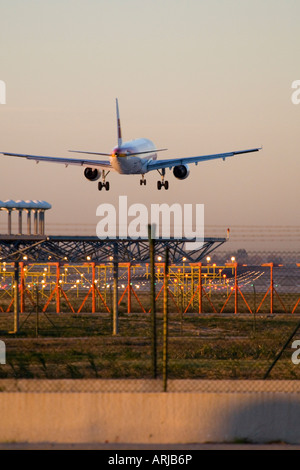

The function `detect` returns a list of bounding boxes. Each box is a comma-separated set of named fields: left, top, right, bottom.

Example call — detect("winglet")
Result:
left=116, top=98, right=122, bottom=147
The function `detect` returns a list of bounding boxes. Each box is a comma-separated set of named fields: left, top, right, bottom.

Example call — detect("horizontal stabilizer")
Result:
left=69, top=150, right=111, bottom=156
left=129, top=148, right=168, bottom=157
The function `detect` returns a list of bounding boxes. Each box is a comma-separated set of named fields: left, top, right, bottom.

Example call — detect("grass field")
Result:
left=1, top=310, right=300, bottom=382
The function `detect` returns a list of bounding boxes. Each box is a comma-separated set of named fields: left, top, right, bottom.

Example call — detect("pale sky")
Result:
left=0, top=0, right=300, bottom=251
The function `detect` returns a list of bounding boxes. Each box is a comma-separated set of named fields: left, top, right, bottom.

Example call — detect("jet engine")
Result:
left=84, top=168, right=101, bottom=182
left=173, top=164, right=190, bottom=180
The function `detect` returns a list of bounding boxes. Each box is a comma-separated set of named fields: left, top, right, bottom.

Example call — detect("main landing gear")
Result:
left=98, top=170, right=110, bottom=191
left=157, top=169, right=169, bottom=190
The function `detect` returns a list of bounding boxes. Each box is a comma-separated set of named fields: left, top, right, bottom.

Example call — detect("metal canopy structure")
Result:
left=0, top=200, right=52, bottom=236
left=0, top=235, right=227, bottom=263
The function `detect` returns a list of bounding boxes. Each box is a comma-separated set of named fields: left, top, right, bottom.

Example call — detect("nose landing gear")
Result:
left=140, top=174, right=147, bottom=186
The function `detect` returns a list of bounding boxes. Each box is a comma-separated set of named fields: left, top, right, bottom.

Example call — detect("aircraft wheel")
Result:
left=98, top=182, right=103, bottom=191
left=165, top=181, right=169, bottom=190
left=157, top=181, right=162, bottom=190
left=105, top=182, right=110, bottom=191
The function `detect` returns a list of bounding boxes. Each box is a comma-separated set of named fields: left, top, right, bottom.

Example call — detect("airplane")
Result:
left=0, top=99, right=261, bottom=191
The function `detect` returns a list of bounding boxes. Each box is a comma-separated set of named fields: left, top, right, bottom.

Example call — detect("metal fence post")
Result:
left=13, top=262, right=20, bottom=334
left=92, top=263, right=96, bottom=313
left=148, top=224, right=157, bottom=379
left=270, top=263, right=274, bottom=314
left=113, top=243, right=119, bottom=335
left=163, top=248, right=169, bottom=392
left=56, top=263, right=61, bottom=314
left=20, top=262, right=25, bottom=313
left=128, top=263, right=132, bottom=314
left=198, top=263, right=202, bottom=314
left=234, top=262, right=238, bottom=314
left=36, top=284, right=39, bottom=338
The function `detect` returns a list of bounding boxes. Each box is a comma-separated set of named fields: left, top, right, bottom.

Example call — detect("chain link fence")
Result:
left=0, top=252, right=300, bottom=390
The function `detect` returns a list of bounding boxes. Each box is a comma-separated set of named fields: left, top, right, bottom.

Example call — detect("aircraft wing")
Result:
left=146, top=147, right=261, bottom=172
left=0, top=152, right=113, bottom=169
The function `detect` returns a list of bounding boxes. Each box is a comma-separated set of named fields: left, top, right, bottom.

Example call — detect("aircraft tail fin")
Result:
left=116, top=98, right=122, bottom=147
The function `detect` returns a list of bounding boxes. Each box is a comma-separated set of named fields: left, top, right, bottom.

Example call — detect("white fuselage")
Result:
left=110, top=138, right=157, bottom=175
